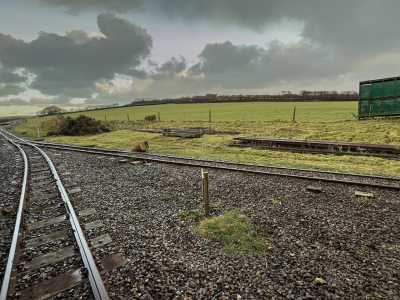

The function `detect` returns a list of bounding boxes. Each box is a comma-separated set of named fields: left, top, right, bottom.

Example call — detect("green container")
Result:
left=358, top=76, right=400, bottom=119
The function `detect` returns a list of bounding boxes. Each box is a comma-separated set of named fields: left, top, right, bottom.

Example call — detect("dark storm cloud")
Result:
left=181, top=40, right=347, bottom=89
left=0, top=98, right=30, bottom=106
left=0, top=84, right=26, bottom=97
left=0, top=68, right=27, bottom=84
left=0, top=13, right=152, bottom=98
left=0, top=96, right=69, bottom=106
left=151, top=56, right=187, bottom=81
left=27, top=0, right=145, bottom=13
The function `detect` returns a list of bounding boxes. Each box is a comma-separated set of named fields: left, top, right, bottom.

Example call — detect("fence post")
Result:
left=127, top=114, right=129, bottom=121
left=158, top=112, right=160, bottom=122
left=209, top=110, right=211, bottom=123
left=243, top=110, right=245, bottom=122
left=203, top=171, right=210, bottom=217
left=293, top=106, right=296, bottom=122
left=105, top=115, right=106, bottom=121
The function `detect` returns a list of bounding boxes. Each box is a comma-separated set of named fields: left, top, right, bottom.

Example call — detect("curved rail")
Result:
left=0, top=130, right=109, bottom=300
left=4, top=130, right=400, bottom=191
left=16, top=139, right=400, bottom=182
left=0, top=132, right=28, bottom=300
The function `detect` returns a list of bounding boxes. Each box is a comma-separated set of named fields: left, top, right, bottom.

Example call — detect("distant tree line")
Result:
left=0, top=116, right=24, bottom=125
left=126, top=90, right=358, bottom=107
left=36, top=103, right=119, bottom=117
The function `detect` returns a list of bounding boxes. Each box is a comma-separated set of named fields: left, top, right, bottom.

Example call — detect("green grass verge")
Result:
left=11, top=102, right=400, bottom=177
left=198, top=210, right=267, bottom=257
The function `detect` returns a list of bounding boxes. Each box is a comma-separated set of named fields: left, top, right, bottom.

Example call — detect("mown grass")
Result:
left=198, top=210, right=267, bottom=257
left=11, top=102, right=400, bottom=177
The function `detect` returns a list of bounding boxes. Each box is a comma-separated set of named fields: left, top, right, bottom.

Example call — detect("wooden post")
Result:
left=158, top=112, right=160, bottom=122
left=209, top=110, right=211, bottom=123
left=203, top=172, right=210, bottom=217
left=127, top=114, right=129, bottom=121
left=243, top=110, right=245, bottom=122
left=293, top=106, right=296, bottom=122
left=105, top=115, right=106, bottom=121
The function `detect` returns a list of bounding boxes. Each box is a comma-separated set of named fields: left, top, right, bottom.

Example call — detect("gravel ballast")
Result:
left=38, top=148, right=400, bottom=300
left=0, top=137, right=22, bottom=281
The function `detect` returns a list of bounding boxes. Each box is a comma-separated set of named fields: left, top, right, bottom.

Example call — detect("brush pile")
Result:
left=46, top=115, right=110, bottom=136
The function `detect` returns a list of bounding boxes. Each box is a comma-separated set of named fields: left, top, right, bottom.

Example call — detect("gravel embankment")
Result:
left=39, top=148, right=400, bottom=300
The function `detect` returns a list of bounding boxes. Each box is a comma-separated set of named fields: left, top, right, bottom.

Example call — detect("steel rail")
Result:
left=0, top=129, right=109, bottom=300
left=10, top=141, right=400, bottom=191
left=22, top=139, right=400, bottom=182
left=0, top=132, right=28, bottom=300
left=229, top=143, right=400, bottom=159
left=3, top=129, right=400, bottom=190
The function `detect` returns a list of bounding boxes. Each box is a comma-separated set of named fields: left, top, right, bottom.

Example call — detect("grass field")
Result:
left=11, top=101, right=400, bottom=177
left=28, top=101, right=358, bottom=123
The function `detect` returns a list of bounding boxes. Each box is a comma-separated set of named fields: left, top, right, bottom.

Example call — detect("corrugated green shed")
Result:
left=359, top=76, right=400, bottom=119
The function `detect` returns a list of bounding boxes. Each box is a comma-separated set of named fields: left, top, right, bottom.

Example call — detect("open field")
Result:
left=12, top=101, right=400, bottom=177
left=32, top=101, right=358, bottom=123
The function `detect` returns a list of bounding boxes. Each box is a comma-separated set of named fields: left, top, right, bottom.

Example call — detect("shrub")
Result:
left=44, top=115, right=110, bottom=136
left=144, top=115, right=157, bottom=121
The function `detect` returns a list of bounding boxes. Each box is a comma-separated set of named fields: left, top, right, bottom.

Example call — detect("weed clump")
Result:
left=144, top=115, right=157, bottom=121
left=46, top=115, right=110, bottom=136
left=198, top=210, right=266, bottom=257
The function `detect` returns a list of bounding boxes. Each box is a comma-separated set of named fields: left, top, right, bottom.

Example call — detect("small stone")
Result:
left=189, top=281, right=197, bottom=288
left=315, top=278, right=326, bottom=284
left=237, top=295, right=242, bottom=299
left=3, top=205, right=14, bottom=213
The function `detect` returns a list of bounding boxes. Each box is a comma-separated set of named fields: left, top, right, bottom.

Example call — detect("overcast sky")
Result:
left=1, top=0, right=400, bottom=115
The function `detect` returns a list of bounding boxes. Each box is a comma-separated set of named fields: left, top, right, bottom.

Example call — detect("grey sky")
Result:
left=0, top=0, right=400, bottom=115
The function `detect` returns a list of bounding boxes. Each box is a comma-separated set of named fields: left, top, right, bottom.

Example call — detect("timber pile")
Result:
left=134, top=127, right=239, bottom=135
left=162, top=130, right=203, bottom=138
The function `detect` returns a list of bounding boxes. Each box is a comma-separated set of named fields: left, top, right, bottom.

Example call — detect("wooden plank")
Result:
left=79, top=208, right=96, bottom=217
left=25, top=229, right=69, bottom=248
left=30, top=203, right=60, bottom=214
left=30, top=180, right=55, bottom=187
left=64, top=182, right=77, bottom=188
left=355, top=191, right=374, bottom=198
left=17, top=253, right=127, bottom=300
left=68, top=187, right=81, bottom=194
left=31, top=175, right=52, bottom=181
left=85, top=220, right=103, bottom=230
left=91, top=234, right=112, bottom=248
left=27, top=215, right=66, bottom=231
left=29, top=193, right=59, bottom=203
left=31, top=185, right=56, bottom=194
left=30, top=171, right=50, bottom=176
left=23, top=246, right=75, bottom=272
left=31, top=168, right=48, bottom=173
left=307, top=186, right=322, bottom=192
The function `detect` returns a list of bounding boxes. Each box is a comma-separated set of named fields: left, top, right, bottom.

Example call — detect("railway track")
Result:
left=230, top=136, right=400, bottom=159
left=2, top=128, right=400, bottom=191
left=0, top=131, right=125, bottom=300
